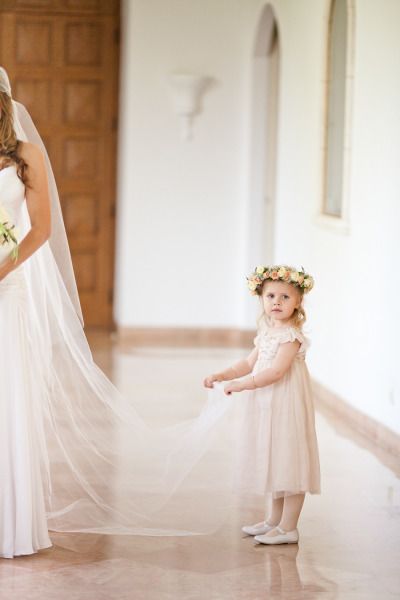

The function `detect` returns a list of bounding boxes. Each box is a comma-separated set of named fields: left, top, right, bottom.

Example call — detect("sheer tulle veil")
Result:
left=0, top=66, right=242, bottom=536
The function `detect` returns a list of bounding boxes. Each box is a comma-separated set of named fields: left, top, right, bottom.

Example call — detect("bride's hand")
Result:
left=0, top=263, right=11, bottom=282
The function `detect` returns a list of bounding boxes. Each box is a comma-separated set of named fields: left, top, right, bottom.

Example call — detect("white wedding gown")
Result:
left=0, top=165, right=52, bottom=557
left=0, top=164, right=237, bottom=559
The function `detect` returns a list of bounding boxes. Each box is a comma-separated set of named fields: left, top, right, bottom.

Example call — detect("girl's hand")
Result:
left=203, top=374, right=220, bottom=388
left=224, top=380, right=243, bottom=395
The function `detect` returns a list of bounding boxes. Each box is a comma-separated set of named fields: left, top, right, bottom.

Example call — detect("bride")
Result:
left=0, top=67, right=238, bottom=559
left=0, top=74, right=53, bottom=557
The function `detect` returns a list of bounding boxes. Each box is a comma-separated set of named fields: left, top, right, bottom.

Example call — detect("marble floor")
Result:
left=0, top=332, right=399, bottom=600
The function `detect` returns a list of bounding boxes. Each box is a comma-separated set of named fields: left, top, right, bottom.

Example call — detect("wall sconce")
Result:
left=168, top=73, right=211, bottom=141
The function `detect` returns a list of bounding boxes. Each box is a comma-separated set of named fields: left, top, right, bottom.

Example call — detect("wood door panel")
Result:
left=64, top=81, right=101, bottom=124
left=15, top=0, right=53, bottom=7
left=16, top=21, right=52, bottom=64
left=74, top=253, right=97, bottom=291
left=13, top=78, right=52, bottom=122
left=63, top=138, right=99, bottom=178
left=1, top=1, right=118, bottom=14
left=65, top=22, right=103, bottom=65
left=0, top=1, right=119, bottom=327
left=63, top=193, right=98, bottom=236
left=66, top=0, right=100, bottom=10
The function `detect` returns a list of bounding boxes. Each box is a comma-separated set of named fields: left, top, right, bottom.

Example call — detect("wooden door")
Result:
left=0, top=0, right=120, bottom=327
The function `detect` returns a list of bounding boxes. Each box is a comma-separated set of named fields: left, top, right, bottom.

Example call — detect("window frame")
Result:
left=316, top=0, right=355, bottom=235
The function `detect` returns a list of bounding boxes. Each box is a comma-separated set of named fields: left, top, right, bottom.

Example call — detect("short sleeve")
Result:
left=253, top=334, right=260, bottom=348
left=276, top=327, right=310, bottom=353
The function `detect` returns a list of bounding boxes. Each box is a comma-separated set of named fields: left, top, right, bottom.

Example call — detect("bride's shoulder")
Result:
left=18, top=141, right=45, bottom=168
left=18, top=142, right=44, bottom=163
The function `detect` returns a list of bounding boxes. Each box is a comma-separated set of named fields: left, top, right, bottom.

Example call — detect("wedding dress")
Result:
left=0, top=166, right=52, bottom=557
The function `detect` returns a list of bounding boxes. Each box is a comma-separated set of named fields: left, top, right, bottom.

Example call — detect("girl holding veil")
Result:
left=0, top=66, right=236, bottom=558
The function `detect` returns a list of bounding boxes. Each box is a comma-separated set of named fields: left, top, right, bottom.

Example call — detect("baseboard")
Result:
left=313, top=380, right=400, bottom=464
left=116, top=326, right=255, bottom=348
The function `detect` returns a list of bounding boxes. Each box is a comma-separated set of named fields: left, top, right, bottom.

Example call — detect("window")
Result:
left=323, top=0, right=348, bottom=218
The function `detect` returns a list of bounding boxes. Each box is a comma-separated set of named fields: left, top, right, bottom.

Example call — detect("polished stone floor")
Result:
left=0, top=333, right=399, bottom=600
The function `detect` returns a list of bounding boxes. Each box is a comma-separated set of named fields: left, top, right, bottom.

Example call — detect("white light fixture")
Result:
left=168, top=73, right=210, bottom=141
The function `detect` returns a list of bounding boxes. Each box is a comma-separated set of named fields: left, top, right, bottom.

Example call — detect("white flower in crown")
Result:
left=290, top=271, right=299, bottom=282
left=248, top=281, right=258, bottom=291
left=256, top=266, right=265, bottom=275
left=303, top=277, right=313, bottom=289
left=278, top=266, right=287, bottom=278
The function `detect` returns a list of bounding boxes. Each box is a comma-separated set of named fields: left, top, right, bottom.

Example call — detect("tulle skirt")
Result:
left=234, top=357, right=321, bottom=499
left=0, top=268, right=52, bottom=558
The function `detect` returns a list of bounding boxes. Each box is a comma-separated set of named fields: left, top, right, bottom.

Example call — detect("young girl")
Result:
left=204, top=265, right=321, bottom=545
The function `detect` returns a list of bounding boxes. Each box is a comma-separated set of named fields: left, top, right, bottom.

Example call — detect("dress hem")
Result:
left=0, top=542, right=53, bottom=560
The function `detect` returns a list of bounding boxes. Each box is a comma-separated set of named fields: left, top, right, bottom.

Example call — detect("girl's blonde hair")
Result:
left=0, top=91, right=28, bottom=184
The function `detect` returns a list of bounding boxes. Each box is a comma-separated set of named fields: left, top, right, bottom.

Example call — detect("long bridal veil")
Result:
left=1, top=66, right=250, bottom=536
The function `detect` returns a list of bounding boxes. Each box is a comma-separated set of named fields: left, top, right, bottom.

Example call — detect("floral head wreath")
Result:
left=247, top=265, right=314, bottom=295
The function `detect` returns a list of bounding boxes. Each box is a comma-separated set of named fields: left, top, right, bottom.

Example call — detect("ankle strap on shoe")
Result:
left=276, top=526, right=286, bottom=534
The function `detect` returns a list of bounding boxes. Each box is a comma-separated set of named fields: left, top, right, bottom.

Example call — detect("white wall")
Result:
left=115, top=0, right=251, bottom=328
left=115, top=0, right=400, bottom=435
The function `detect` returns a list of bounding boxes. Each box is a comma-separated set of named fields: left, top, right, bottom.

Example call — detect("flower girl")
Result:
left=204, top=265, right=321, bottom=545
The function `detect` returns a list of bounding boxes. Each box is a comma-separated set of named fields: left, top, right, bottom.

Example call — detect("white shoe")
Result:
left=254, top=526, right=299, bottom=545
left=241, top=521, right=275, bottom=536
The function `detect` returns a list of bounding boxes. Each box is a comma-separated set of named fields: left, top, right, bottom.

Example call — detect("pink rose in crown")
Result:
left=271, top=270, right=279, bottom=279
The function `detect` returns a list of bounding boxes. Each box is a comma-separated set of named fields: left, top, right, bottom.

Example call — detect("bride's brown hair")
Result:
left=0, top=91, right=28, bottom=185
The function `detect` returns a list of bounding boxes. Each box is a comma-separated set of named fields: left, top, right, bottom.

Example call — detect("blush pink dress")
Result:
left=237, top=324, right=321, bottom=499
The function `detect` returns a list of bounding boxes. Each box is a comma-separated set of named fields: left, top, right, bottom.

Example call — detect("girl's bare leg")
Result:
left=279, top=493, right=305, bottom=530
left=266, top=496, right=284, bottom=525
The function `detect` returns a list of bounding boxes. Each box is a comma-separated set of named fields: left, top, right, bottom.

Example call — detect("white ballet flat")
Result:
left=241, top=521, right=275, bottom=536
left=254, top=526, right=299, bottom=545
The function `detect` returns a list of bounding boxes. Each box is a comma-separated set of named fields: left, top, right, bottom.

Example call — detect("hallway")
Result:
left=0, top=337, right=398, bottom=600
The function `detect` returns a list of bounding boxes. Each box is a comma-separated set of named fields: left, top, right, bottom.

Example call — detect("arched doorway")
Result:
left=248, top=4, right=280, bottom=266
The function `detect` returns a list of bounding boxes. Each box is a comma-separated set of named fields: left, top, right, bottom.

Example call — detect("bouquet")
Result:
left=0, top=206, right=18, bottom=261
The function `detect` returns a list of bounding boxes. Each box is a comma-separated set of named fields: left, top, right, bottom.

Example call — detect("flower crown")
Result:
left=247, top=265, right=314, bottom=295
